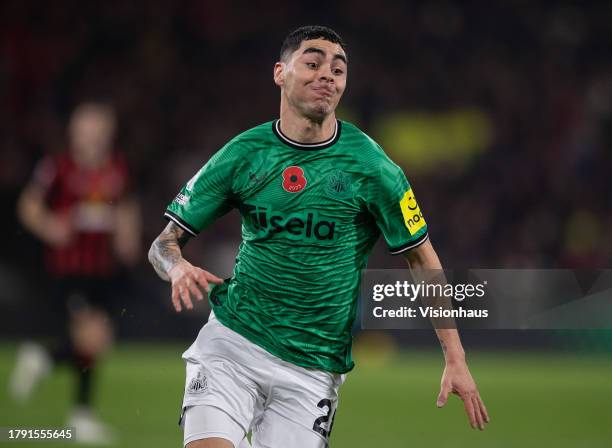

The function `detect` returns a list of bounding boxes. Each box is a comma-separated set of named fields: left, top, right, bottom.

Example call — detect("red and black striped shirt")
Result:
left=34, top=152, right=130, bottom=277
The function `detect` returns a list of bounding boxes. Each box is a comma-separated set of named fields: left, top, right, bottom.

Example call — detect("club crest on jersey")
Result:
left=187, top=371, right=207, bottom=394
left=282, top=166, right=307, bottom=193
left=325, top=170, right=353, bottom=199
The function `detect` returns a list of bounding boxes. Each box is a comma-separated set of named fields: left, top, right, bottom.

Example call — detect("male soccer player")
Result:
left=149, top=26, right=489, bottom=448
left=11, top=102, right=141, bottom=444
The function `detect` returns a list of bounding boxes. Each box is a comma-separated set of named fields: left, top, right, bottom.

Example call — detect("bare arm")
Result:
left=148, top=222, right=223, bottom=312
left=404, top=239, right=490, bottom=430
left=148, top=222, right=189, bottom=281
left=17, top=183, right=72, bottom=247
left=113, top=197, right=142, bottom=266
left=403, top=239, right=465, bottom=361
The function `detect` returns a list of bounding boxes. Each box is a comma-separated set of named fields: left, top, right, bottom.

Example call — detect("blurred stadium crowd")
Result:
left=1, top=1, right=611, bottom=337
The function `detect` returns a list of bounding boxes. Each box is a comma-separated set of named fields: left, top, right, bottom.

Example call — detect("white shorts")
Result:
left=180, top=313, right=345, bottom=448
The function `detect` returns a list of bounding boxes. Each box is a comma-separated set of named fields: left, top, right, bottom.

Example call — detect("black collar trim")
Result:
left=272, top=119, right=341, bottom=150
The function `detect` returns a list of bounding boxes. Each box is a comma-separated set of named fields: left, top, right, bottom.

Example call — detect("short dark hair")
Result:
left=280, top=25, right=347, bottom=62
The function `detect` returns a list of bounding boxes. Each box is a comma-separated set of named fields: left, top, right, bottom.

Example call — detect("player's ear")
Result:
left=273, top=62, right=285, bottom=87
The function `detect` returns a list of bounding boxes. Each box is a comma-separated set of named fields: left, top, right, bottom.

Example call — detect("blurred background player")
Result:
left=9, top=101, right=141, bottom=444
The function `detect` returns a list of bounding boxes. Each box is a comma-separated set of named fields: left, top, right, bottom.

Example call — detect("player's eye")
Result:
left=306, top=62, right=318, bottom=69
left=333, top=68, right=344, bottom=76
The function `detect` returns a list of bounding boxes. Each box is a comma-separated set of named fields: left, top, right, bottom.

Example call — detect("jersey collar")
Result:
left=272, top=119, right=341, bottom=151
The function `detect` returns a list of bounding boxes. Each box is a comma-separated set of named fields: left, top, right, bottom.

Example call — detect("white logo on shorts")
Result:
left=187, top=372, right=207, bottom=394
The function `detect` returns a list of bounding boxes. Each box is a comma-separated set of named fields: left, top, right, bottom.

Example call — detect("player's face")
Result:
left=275, top=39, right=347, bottom=121
left=69, top=104, right=116, bottom=166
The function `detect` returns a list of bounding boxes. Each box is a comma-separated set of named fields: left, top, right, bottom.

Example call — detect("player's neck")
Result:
left=70, top=146, right=111, bottom=169
left=278, top=106, right=336, bottom=144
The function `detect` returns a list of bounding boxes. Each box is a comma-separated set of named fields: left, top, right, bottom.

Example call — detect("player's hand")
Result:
left=43, top=213, right=73, bottom=247
left=436, top=359, right=490, bottom=430
left=168, top=259, right=223, bottom=312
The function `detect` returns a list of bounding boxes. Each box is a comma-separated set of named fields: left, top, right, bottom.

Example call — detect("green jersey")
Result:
left=166, top=120, right=428, bottom=373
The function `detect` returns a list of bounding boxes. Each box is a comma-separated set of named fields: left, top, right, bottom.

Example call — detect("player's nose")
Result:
left=319, top=71, right=333, bottom=83
left=318, top=64, right=334, bottom=83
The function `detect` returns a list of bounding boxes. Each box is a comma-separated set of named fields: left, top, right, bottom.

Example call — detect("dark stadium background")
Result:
left=1, top=1, right=611, bottom=447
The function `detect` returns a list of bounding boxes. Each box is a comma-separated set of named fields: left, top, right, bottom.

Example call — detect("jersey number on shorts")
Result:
left=312, top=398, right=336, bottom=439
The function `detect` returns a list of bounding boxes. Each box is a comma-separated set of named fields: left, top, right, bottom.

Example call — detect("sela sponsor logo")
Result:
left=282, top=166, right=307, bottom=193
left=244, top=203, right=336, bottom=240
left=399, top=188, right=426, bottom=235
left=187, top=371, right=207, bottom=394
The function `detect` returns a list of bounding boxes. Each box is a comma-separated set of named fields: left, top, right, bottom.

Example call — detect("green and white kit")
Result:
left=166, top=119, right=428, bottom=374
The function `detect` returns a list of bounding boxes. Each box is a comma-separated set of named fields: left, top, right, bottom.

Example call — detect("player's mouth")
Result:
left=311, top=86, right=334, bottom=99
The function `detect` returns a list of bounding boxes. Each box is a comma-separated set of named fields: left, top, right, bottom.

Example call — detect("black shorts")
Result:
left=52, top=276, right=122, bottom=324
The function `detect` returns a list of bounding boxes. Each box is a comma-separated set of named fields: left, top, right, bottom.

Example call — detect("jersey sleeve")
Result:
left=366, top=158, right=429, bottom=254
left=164, top=143, right=237, bottom=236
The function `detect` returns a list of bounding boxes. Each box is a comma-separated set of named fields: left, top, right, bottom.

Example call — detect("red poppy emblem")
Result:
left=282, top=166, right=307, bottom=193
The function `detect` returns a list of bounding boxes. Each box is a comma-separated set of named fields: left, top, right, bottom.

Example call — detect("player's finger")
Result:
left=436, top=384, right=450, bottom=407
left=477, top=394, right=490, bottom=424
left=194, top=271, right=211, bottom=292
left=203, top=270, right=224, bottom=284
left=179, top=285, right=194, bottom=310
left=187, top=278, right=204, bottom=301
left=462, top=393, right=477, bottom=429
left=171, top=285, right=182, bottom=312
left=472, top=395, right=484, bottom=430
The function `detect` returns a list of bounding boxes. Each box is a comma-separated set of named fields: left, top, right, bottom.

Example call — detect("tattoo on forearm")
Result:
left=148, top=222, right=191, bottom=281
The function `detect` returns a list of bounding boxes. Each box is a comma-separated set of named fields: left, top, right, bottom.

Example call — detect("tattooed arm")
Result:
left=404, top=239, right=490, bottom=430
left=148, top=222, right=223, bottom=312
left=148, top=222, right=190, bottom=281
